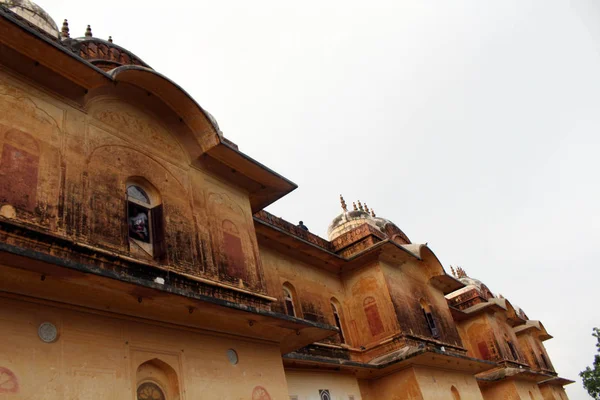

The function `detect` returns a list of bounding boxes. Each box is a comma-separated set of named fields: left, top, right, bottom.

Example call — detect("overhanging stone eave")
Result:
left=283, top=347, right=496, bottom=379
left=0, top=219, right=337, bottom=351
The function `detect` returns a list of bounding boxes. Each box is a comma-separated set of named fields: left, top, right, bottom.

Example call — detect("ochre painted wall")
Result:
left=413, top=366, right=484, bottom=400
left=341, top=262, right=399, bottom=347
left=539, top=385, right=569, bottom=400
left=0, top=295, right=288, bottom=399
left=360, top=367, right=423, bottom=400
left=480, top=380, right=545, bottom=400
left=380, top=259, right=462, bottom=346
left=0, top=69, right=266, bottom=294
left=259, top=245, right=345, bottom=326
left=285, top=370, right=362, bottom=400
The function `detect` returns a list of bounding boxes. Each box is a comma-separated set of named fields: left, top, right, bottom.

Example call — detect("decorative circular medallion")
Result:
left=252, top=386, right=272, bottom=400
left=226, top=349, right=238, bottom=365
left=137, top=382, right=165, bottom=400
left=38, top=322, right=58, bottom=343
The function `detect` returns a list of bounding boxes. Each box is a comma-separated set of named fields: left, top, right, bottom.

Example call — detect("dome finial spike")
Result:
left=456, top=266, right=467, bottom=278
left=371, top=208, right=376, bottom=217
left=85, top=24, right=92, bottom=38
left=364, top=203, right=370, bottom=214
left=108, top=36, right=113, bottom=43
left=352, top=202, right=357, bottom=211
left=450, top=265, right=456, bottom=277
left=61, top=19, right=70, bottom=38
left=357, top=200, right=364, bottom=212
left=339, top=194, right=347, bottom=212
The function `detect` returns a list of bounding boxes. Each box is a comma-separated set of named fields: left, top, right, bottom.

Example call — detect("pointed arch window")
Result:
left=283, top=285, right=296, bottom=317
left=126, top=180, right=165, bottom=260
left=419, top=298, right=439, bottom=338
left=331, top=299, right=345, bottom=344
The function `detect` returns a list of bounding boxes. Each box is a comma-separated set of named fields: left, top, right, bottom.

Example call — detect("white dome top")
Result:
left=1, top=0, right=58, bottom=36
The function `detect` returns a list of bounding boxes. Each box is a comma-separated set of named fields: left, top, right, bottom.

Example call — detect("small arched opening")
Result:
left=451, top=386, right=461, bottom=400
left=282, top=282, right=300, bottom=317
left=126, top=177, right=166, bottom=261
left=419, top=298, right=439, bottom=338
left=330, top=297, right=345, bottom=344
left=136, top=358, right=180, bottom=400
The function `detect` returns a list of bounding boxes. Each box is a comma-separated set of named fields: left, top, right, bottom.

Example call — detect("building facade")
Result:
left=0, top=2, right=572, bottom=399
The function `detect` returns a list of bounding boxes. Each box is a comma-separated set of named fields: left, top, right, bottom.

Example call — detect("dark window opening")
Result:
left=419, top=298, right=439, bottom=338
left=126, top=184, right=166, bottom=260
left=128, top=202, right=150, bottom=243
left=507, top=340, right=519, bottom=361
left=423, top=309, right=439, bottom=337
left=331, top=302, right=345, bottom=344
left=283, top=287, right=296, bottom=317
left=540, top=352, right=550, bottom=369
left=319, top=389, right=331, bottom=400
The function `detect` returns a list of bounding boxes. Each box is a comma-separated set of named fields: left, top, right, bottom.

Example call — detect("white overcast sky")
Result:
left=38, top=0, right=599, bottom=398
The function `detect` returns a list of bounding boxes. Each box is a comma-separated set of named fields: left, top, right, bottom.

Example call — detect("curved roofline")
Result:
left=108, top=65, right=223, bottom=156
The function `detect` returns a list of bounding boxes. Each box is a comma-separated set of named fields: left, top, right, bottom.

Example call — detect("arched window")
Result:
left=136, top=358, right=179, bottom=400
left=137, top=382, right=166, bottom=400
left=504, top=334, right=519, bottom=361
left=419, top=298, right=439, bottom=338
left=283, top=284, right=297, bottom=317
left=363, top=297, right=384, bottom=337
left=331, top=298, right=345, bottom=344
left=126, top=179, right=165, bottom=260
left=451, top=386, right=461, bottom=400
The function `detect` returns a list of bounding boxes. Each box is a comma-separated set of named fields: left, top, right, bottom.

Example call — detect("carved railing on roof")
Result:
left=254, top=210, right=333, bottom=251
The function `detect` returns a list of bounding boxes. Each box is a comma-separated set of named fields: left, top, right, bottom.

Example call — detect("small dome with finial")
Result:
left=327, top=195, right=411, bottom=243
left=448, top=266, right=494, bottom=300
left=0, top=0, right=59, bottom=36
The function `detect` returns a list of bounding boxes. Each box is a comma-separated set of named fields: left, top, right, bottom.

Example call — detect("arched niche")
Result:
left=363, top=296, right=384, bottom=337
left=451, top=385, right=461, bottom=400
left=136, top=358, right=180, bottom=400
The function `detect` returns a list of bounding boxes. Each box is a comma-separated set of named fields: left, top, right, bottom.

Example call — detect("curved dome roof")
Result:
left=457, top=276, right=494, bottom=299
left=1, top=0, right=58, bottom=36
left=328, top=209, right=378, bottom=240
left=327, top=198, right=411, bottom=243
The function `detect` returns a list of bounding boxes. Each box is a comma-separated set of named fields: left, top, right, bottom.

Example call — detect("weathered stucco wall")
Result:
left=457, top=314, right=501, bottom=361
left=0, top=294, right=288, bottom=399
left=413, top=366, right=484, bottom=400
left=0, top=69, right=266, bottom=294
left=341, top=262, right=399, bottom=347
left=259, top=245, right=344, bottom=325
left=539, top=385, right=569, bottom=400
left=380, top=259, right=462, bottom=346
left=480, top=380, right=545, bottom=400
left=361, top=367, right=423, bottom=400
left=285, top=370, right=362, bottom=400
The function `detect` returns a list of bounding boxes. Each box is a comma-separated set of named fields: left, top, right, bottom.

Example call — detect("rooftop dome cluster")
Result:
left=0, top=0, right=150, bottom=71
left=327, top=195, right=411, bottom=244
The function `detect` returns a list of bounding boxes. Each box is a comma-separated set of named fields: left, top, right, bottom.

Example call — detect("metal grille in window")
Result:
left=137, top=382, right=165, bottom=400
left=319, top=389, right=331, bottom=400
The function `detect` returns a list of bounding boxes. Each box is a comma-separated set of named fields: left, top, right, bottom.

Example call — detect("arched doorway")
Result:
left=136, top=358, right=180, bottom=400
